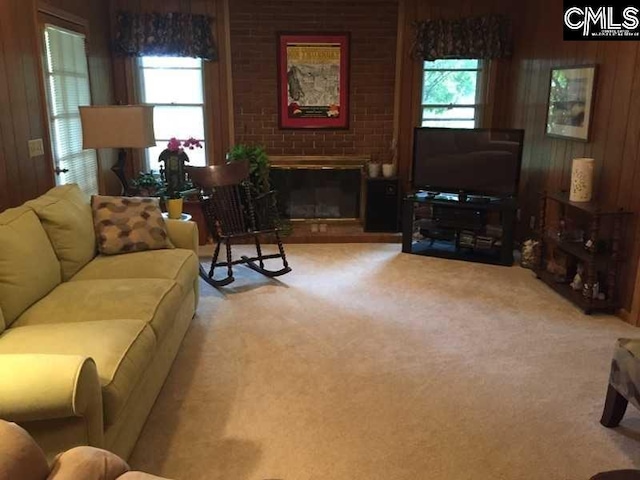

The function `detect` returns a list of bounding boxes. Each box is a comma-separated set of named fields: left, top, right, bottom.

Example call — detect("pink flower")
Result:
left=183, top=137, right=203, bottom=149
left=167, top=136, right=202, bottom=152
left=167, top=137, right=182, bottom=152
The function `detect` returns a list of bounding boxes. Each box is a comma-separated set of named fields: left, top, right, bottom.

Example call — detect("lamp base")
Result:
left=111, top=148, right=128, bottom=195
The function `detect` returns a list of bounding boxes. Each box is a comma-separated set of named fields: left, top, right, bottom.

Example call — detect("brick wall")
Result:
left=229, top=0, right=398, bottom=161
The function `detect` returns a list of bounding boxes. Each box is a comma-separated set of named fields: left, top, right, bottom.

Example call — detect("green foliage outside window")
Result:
left=422, top=59, right=480, bottom=116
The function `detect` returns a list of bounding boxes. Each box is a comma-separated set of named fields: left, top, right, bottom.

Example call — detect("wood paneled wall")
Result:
left=110, top=0, right=234, bottom=170
left=0, top=0, right=116, bottom=212
left=506, top=0, right=640, bottom=315
left=0, top=0, right=54, bottom=212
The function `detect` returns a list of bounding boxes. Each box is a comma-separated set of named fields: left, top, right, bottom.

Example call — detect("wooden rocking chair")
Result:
left=186, top=161, right=291, bottom=287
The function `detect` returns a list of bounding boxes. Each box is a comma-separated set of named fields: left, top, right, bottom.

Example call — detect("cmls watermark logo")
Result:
left=563, top=1, right=640, bottom=40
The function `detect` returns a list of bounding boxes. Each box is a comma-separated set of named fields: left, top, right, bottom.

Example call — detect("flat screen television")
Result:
left=412, top=127, right=525, bottom=198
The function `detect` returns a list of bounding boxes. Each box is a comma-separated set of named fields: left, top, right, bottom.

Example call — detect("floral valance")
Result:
left=114, top=11, right=218, bottom=61
left=413, top=14, right=512, bottom=61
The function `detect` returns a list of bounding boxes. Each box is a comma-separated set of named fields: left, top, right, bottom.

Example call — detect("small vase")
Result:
left=166, top=198, right=184, bottom=220
left=368, top=163, right=381, bottom=178
left=382, top=163, right=396, bottom=178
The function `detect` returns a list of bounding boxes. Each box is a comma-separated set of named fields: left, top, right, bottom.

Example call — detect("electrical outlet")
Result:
left=28, top=139, right=45, bottom=158
left=319, top=223, right=327, bottom=233
left=529, top=215, right=536, bottom=230
left=311, top=224, right=319, bottom=233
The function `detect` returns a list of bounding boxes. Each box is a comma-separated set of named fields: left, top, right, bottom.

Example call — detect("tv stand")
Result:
left=402, top=193, right=517, bottom=266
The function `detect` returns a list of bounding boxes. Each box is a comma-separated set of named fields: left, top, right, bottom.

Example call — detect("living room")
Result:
left=2, top=0, right=640, bottom=479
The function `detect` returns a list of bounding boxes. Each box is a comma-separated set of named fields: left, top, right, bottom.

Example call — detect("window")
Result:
left=138, top=56, right=207, bottom=172
left=43, top=24, right=98, bottom=196
left=421, top=59, right=483, bottom=129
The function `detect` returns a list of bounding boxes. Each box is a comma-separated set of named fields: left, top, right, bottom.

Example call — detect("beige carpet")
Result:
left=129, top=244, right=640, bottom=480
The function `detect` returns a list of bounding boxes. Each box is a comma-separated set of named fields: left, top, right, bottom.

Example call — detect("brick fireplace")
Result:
left=266, top=155, right=400, bottom=242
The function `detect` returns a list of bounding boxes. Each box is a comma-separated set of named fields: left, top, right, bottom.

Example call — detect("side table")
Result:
left=163, top=212, right=208, bottom=280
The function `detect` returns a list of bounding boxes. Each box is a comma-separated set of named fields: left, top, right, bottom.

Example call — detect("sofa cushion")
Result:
left=71, top=249, right=199, bottom=295
left=12, top=279, right=183, bottom=343
left=91, top=196, right=174, bottom=256
left=0, top=320, right=156, bottom=426
left=26, top=184, right=96, bottom=281
left=0, top=207, right=61, bottom=327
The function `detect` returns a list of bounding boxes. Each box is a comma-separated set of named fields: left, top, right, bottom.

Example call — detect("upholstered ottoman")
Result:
left=600, top=339, right=640, bottom=427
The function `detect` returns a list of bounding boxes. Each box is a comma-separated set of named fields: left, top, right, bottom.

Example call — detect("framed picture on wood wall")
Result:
left=277, top=32, right=350, bottom=129
left=545, top=65, right=597, bottom=141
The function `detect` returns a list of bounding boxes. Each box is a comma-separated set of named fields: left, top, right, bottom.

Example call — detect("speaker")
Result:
left=365, top=177, right=400, bottom=232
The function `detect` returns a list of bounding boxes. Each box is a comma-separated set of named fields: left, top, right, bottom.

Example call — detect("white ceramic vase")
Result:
left=368, top=163, right=381, bottom=178
left=570, top=158, right=595, bottom=202
left=382, top=164, right=396, bottom=178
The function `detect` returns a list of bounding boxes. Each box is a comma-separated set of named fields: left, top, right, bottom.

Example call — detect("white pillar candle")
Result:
left=570, top=157, right=595, bottom=202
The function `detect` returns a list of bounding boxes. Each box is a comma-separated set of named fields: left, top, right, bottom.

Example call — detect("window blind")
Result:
left=44, top=25, right=98, bottom=196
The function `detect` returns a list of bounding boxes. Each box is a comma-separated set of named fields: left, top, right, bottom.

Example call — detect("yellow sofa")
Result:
left=0, top=185, right=200, bottom=462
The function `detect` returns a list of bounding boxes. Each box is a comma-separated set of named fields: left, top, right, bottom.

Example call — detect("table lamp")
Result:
left=79, top=105, right=156, bottom=194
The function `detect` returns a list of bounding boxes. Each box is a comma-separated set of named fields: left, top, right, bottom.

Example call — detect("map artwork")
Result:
left=286, top=44, right=341, bottom=119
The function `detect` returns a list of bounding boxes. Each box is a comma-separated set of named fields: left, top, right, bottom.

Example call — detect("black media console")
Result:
left=401, top=192, right=517, bottom=266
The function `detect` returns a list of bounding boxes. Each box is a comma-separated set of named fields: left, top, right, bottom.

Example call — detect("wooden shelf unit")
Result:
left=534, top=191, right=632, bottom=314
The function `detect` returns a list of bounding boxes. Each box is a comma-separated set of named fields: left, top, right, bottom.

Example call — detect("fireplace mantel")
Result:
left=269, top=155, right=371, bottom=170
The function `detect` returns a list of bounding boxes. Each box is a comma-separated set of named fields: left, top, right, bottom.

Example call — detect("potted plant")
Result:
left=226, top=144, right=270, bottom=197
left=159, top=137, right=202, bottom=219
left=131, top=171, right=164, bottom=197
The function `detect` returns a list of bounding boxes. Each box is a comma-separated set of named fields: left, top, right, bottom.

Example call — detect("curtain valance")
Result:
left=413, top=14, right=512, bottom=61
left=114, top=11, right=218, bottom=61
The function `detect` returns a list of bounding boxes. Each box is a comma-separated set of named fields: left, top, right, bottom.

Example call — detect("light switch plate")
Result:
left=28, top=139, right=45, bottom=158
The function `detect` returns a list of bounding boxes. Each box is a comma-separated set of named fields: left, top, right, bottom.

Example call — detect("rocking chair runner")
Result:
left=185, top=161, right=291, bottom=287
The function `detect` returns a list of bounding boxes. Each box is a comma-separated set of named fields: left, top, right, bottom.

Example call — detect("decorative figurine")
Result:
left=521, top=239, right=539, bottom=269
left=570, top=264, right=584, bottom=291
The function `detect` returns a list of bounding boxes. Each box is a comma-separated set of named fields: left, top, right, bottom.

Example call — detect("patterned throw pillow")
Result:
left=91, top=196, right=174, bottom=255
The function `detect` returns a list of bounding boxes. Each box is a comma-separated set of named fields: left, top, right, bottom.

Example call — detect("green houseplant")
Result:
left=226, top=144, right=292, bottom=236
left=131, top=171, right=164, bottom=197
left=226, top=144, right=271, bottom=197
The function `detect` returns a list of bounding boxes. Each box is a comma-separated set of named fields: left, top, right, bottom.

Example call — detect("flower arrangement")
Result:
left=167, top=137, right=203, bottom=152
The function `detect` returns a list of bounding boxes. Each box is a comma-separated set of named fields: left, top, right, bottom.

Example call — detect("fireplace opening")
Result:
left=271, top=168, right=361, bottom=219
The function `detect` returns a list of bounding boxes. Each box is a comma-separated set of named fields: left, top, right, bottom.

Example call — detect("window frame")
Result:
left=137, top=56, right=208, bottom=172
left=420, top=59, right=487, bottom=129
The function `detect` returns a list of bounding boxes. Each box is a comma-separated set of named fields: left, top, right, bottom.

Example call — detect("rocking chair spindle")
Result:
left=186, top=161, right=291, bottom=287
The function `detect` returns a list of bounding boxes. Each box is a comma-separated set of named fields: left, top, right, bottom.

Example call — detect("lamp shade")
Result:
left=80, top=105, right=155, bottom=149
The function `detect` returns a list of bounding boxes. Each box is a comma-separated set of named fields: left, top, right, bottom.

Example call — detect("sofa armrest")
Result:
left=165, top=219, right=199, bottom=255
left=0, top=354, right=103, bottom=446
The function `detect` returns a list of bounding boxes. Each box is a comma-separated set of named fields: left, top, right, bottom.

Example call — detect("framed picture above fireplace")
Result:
left=277, top=32, right=350, bottom=129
